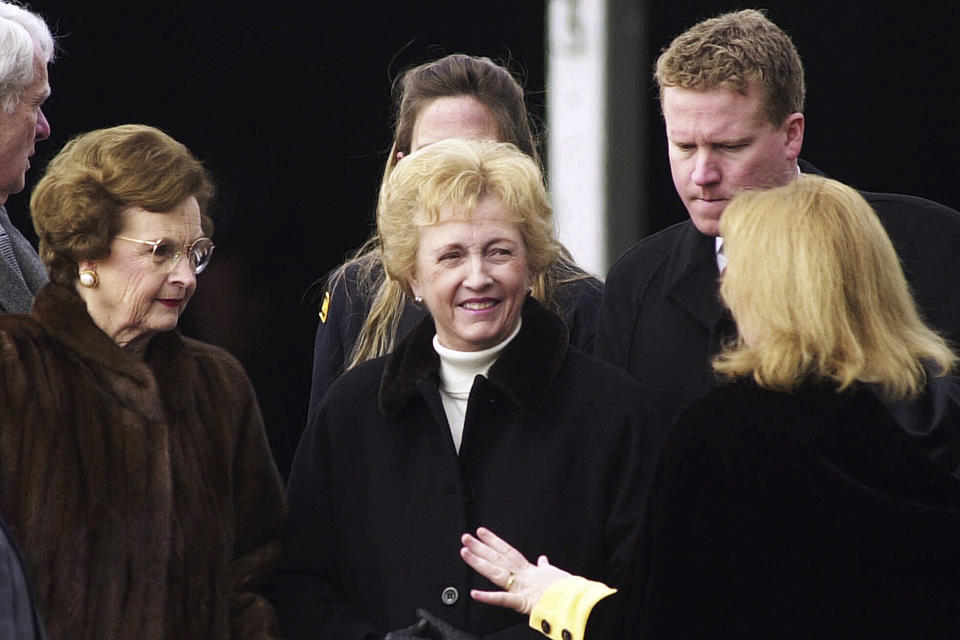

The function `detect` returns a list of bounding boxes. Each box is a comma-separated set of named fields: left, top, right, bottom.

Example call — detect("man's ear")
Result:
left=783, top=112, right=804, bottom=160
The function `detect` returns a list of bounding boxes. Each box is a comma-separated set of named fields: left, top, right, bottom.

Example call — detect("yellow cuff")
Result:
left=529, top=575, right=616, bottom=640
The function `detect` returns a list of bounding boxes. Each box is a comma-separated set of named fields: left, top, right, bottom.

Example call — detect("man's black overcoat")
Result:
left=595, top=162, right=960, bottom=425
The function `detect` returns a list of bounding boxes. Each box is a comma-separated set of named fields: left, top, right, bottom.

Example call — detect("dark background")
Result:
left=14, top=1, right=959, bottom=478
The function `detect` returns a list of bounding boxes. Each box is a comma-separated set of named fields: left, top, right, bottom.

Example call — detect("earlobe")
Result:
left=77, top=260, right=99, bottom=288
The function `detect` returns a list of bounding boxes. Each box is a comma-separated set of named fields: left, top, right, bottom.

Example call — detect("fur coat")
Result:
left=0, top=283, right=286, bottom=640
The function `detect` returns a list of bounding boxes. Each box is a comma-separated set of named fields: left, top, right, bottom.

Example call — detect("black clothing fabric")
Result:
left=273, top=298, right=659, bottom=639
left=871, top=372, right=960, bottom=479
left=0, top=512, right=45, bottom=640
left=595, top=161, right=960, bottom=427
left=307, top=265, right=604, bottom=426
left=633, top=379, right=960, bottom=637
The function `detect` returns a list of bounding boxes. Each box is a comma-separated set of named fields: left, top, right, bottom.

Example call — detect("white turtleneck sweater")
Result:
left=432, top=320, right=522, bottom=453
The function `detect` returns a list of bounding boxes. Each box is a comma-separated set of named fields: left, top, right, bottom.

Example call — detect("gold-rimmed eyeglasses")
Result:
left=115, top=235, right=216, bottom=274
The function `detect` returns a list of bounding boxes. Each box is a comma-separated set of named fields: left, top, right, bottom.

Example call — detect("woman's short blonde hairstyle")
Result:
left=377, top=138, right=560, bottom=298
left=30, top=124, right=214, bottom=285
left=714, top=174, right=955, bottom=399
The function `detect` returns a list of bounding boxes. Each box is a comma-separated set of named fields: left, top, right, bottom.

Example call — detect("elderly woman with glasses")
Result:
left=0, top=124, right=285, bottom=640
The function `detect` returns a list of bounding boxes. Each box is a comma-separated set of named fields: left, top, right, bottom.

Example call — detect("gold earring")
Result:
left=79, top=270, right=99, bottom=288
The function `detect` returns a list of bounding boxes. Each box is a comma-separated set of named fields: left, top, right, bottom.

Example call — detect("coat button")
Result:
left=541, top=619, right=551, bottom=634
left=441, top=586, right=459, bottom=605
left=562, top=630, right=572, bottom=640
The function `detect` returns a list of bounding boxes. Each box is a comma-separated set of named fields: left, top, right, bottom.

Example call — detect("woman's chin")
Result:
left=148, top=311, right=182, bottom=334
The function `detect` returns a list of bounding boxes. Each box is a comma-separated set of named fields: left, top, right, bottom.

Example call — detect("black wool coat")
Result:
left=595, top=161, right=960, bottom=427
left=632, top=379, right=960, bottom=637
left=274, top=297, right=660, bottom=639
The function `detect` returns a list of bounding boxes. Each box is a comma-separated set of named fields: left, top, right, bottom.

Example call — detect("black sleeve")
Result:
left=556, top=276, right=604, bottom=354
left=307, top=276, right=365, bottom=425
left=267, top=405, right=383, bottom=640
left=593, top=262, right=636, bottom=372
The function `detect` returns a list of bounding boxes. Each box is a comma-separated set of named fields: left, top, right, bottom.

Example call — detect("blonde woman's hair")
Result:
left=351, top=139, right=561, bottom=365
left=713, top=174, right=955, bottom=400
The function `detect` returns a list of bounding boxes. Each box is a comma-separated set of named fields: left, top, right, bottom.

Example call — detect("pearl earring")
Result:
left=79, top=270, right=99, bottom=288
left=414, top=296, right=423, bottom=305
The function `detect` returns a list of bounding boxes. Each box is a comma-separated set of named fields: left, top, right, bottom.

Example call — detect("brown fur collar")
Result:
left=379, top=295, right=569, bottom=417
left=34, top=283, right=155, bottom=376
left=31, top=283, right=200, bottom=424
left=33, top=283, right=186, bottom=375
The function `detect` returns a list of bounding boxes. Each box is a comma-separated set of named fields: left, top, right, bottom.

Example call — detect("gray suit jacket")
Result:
left=0, top=206, right=47, bottom=314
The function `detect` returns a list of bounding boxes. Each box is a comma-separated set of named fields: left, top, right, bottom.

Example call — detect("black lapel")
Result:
left=661, top=221, right=726, bottom=331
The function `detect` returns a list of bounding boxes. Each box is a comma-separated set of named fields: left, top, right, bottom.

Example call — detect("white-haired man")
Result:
left=0, top=1, right=52, bottom=314
left=0, top=5, right=52, bottom=637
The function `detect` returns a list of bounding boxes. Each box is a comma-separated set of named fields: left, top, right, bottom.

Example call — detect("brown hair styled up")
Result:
left=386, top=53, right=541, bottom=174
left=30, top=124, right=214, bottom=285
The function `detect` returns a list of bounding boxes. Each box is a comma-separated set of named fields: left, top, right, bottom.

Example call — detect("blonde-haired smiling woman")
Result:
left=461, top=175, right=960, bottom=638
left=273, top=139, right=659, bottom=640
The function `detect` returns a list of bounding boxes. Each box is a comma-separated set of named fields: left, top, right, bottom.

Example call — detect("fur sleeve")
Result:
left=226, top=356, right=287, bottom=640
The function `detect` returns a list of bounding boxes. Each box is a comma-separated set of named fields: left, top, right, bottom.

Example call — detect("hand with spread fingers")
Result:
left=460, top=527, right=571, bottom=615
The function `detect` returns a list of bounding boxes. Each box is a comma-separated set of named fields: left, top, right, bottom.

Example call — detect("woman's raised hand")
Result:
left=460, top=527, right=570, bottom=615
